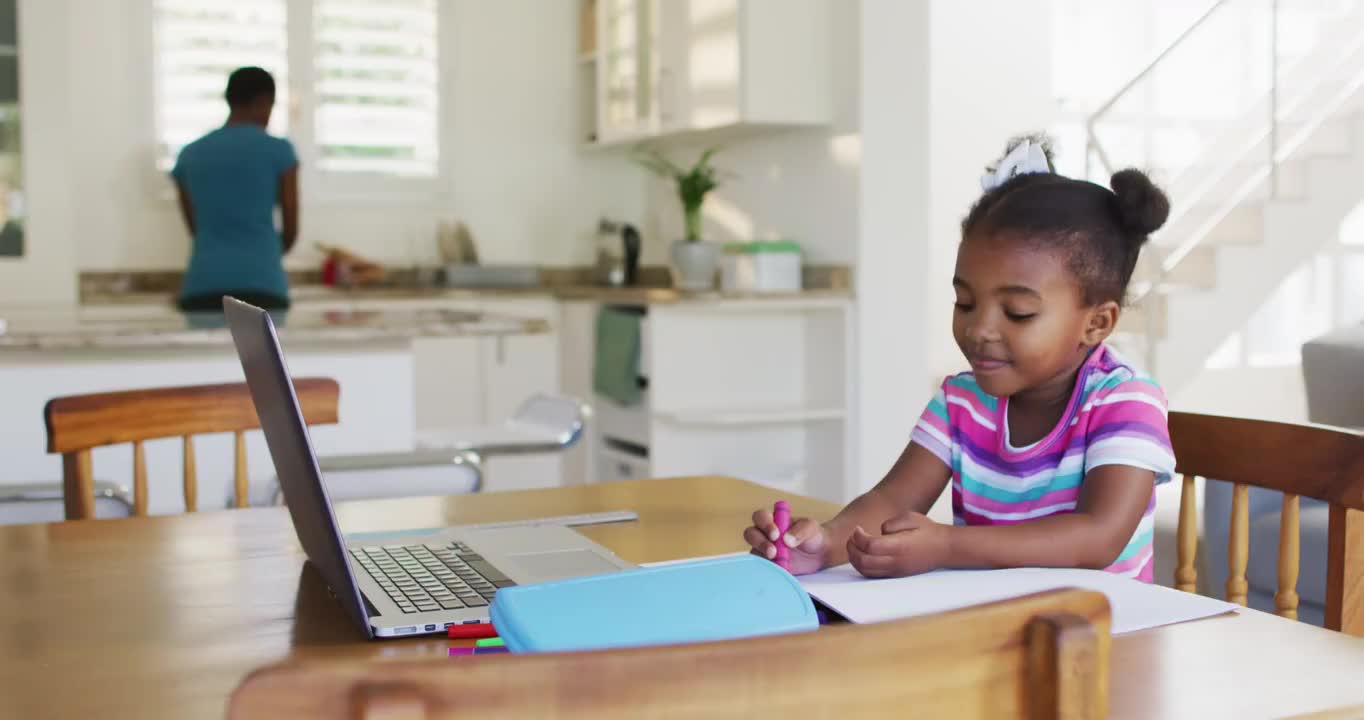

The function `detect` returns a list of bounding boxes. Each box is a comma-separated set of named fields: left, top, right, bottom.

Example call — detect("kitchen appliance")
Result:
left=593, top=218, right=641, bottom=286
left=720, top=240, right=803, bottom=293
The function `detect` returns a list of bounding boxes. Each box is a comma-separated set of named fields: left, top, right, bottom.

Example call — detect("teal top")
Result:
left=171, top=124, right=297, bottom=301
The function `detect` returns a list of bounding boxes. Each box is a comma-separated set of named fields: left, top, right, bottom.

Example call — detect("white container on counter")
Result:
left=720, top=241, right=802, bottom=293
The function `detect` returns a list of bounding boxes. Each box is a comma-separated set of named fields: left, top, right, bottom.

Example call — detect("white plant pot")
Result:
left=670, top=240, right=720, bottom=291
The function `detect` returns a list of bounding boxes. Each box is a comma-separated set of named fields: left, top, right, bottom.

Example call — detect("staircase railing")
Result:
left=1084, top=1, right=1232, bottom=183
left=1083, top=0, right=1364, bottom=374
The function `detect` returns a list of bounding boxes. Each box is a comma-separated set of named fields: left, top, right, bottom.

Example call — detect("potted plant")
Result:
left=635, top=146, right=726, bottom=290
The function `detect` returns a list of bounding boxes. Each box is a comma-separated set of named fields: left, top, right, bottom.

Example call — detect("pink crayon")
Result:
left=773, top=500, right=791, bottom=571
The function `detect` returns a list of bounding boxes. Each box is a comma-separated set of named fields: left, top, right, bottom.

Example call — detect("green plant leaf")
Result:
left=696, top=146, right=721, bottom=171
left=633, top=146, right=727, bottom=236
left=631, top=145, right=685, bottom=180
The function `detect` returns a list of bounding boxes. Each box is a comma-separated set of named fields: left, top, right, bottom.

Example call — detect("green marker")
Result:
left=475, top=637, right=505, bottom=648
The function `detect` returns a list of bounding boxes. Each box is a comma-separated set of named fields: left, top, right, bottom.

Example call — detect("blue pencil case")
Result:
left=489, top=554, right=818, bottom=653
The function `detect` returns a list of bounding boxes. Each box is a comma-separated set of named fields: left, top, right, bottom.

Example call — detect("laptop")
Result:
left=224, top=297, right=636, bottom=638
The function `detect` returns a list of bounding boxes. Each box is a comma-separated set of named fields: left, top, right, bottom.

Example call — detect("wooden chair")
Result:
left=45, top=379, right=339, bottom=520
left=228, top=588, right=1111, bottom=720
left=1169, top=412, right=1364, bottom=635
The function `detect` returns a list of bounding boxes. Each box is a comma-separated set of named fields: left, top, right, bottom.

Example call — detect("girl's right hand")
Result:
left=743, top=508, right=828, bottom=576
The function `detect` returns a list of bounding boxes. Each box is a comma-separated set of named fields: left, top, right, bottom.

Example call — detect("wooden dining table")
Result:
left=3, top=475, right=1364, bottom=719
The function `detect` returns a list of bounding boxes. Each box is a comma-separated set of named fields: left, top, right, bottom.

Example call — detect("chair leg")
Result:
left=132, top=441, right=148, bottom=516
left=183, top=436, right=198, bottom=513
left=1276, top=493, right=1300, bottom=621
left=1326, top=506, right=1364, bottom=635
left=1227, top=483, right=1250, bottom=606
left=62, top=450, right=95, bottom=520
left=234, top=431, right=249, bottom=509
left=1175, top=474, right=1198, bottom=593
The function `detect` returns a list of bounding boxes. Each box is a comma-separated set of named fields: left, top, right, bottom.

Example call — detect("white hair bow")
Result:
left=980, top=139, right=1051, bottom=192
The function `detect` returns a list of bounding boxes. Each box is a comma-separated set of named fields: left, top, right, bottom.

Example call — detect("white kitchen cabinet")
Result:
left=563, top=296, right=854, bottom=502
left=558, top=300, right=600, bottom=486
left=412, top=336, right=484, bottom=430
left=476, top=330, right=563, bottom=491
left=412, top=298, right=562, bottom=436
left=657, top=0, right=829, bottom=132
left=592, top=0, right=660, bottom=143
left=646, top=298, right=852, bottom=502
left=581, top=0, right=830, bottom=146
left=473, top=298, right=565, bottom=492
left=477, top=298, right=561, bottom=423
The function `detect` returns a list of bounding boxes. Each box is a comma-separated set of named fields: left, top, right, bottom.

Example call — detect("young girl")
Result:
left=744, top=135, right=1176, bottom=582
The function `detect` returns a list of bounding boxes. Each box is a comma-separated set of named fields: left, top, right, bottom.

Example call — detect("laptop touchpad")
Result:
left=508, top=549, right=620, bottom=581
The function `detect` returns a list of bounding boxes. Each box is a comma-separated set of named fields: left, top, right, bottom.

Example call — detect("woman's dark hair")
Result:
left=225, top=66, right=276, bottom=108
left=961, top=136, right=1171, bottom=306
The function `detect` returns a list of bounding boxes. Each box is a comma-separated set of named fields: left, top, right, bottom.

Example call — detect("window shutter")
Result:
left=314, top=0, right=438, bottom=177
left=153, top=0, right=289, bottom=170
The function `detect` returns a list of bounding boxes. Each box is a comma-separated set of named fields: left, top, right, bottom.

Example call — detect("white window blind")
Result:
left=313, top=0, right=439, bottom=177
left=153, top=0, right=289, bottom=170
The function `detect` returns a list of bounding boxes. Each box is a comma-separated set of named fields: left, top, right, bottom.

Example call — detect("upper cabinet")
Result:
left=591, top=0, right=659, bottom=143
left=579, top=0, right=830, bottom=147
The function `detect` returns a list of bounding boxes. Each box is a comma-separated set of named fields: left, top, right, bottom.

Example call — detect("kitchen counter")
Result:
left=549, top=286, right=853, bottom=305
left=75, top=265, right=855, bottom=308
left=79, top=285, right=551, bottom=306
left=30, top=284, right=852, bottom=352
left=0, top=306, right=547, bottom=351
left=80, top=284, right=854, bottom=308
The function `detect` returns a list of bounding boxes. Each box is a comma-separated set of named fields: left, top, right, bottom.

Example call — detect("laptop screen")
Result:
left=224, top=297, right=373, bottom=638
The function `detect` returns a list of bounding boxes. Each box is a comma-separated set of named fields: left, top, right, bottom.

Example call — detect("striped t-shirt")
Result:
left=910, top=344, right=1175, bottom=582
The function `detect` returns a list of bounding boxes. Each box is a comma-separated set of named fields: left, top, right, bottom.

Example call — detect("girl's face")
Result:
left=952, top=232, right=1117, bottom=399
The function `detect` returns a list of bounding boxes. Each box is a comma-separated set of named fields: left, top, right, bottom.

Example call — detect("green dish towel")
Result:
left=593, top=306, right=642, bottom=406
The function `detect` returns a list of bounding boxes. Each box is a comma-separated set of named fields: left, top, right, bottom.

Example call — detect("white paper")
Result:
left=798, top=565, right=1238, bottom=635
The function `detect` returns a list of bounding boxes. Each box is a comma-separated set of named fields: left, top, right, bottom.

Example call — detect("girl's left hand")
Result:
left=846, top=512, right=951, bottom=578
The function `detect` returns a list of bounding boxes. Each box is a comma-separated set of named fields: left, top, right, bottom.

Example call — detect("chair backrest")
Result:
left=228, top=588, right=1111, bottom=720
left=1168, top=412, right=1364, bottom=635
left=45, top=378, right=339, bottom=520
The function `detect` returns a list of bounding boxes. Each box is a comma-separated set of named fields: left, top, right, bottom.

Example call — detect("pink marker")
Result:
left=773, top=500, right=791, bottom=571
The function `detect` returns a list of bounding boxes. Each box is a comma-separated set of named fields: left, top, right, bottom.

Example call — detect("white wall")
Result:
left=62, top=0, right=646, bottom=274
left=1173, top=367, right=1308, bottom=423
left=447, top=0, right=647, bottom=266
left=642, top=1, right=860, bottom=265
left=856, top=0, right=931, bottom=500
left=924, top=0, right=1056, bottom=383
left=854, top=0, right=1055, bottom=508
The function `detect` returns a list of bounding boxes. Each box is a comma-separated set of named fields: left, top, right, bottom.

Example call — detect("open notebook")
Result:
left=797, top=564, right=1239, bottom=635
left=647, top=554, right=1237, bottom=635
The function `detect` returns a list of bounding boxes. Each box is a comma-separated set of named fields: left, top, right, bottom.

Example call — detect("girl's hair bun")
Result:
left=1109, top=168, right=1170, bottom=239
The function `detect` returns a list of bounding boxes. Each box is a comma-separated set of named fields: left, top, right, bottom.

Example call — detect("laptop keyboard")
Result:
left=349, top=542, right=517, bottom=614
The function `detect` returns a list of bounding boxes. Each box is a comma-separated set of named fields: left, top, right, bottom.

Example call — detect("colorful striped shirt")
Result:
left=910, top=344, right=1175, bottom=582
